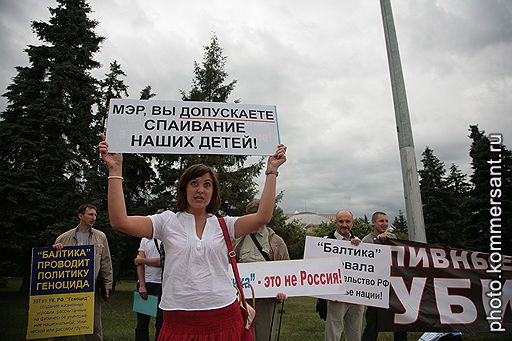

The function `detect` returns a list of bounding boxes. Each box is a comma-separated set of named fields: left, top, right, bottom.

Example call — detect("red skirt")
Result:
left=157, top=300, right=244, bottom=341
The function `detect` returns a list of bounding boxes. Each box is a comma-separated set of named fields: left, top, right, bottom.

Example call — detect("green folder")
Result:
left=132, top=291, right=158, bottom=317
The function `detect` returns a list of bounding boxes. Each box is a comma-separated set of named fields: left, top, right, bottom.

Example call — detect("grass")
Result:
left=2, top=277, right=511, bottom=340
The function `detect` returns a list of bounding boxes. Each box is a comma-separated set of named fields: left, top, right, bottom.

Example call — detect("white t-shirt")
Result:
left=138, top=237, right=162, bottom=284
left=150, top=211, right=238, bottom=311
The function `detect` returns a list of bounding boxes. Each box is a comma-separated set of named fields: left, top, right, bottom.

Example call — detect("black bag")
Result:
left=316, top=298, right=327, bottom=320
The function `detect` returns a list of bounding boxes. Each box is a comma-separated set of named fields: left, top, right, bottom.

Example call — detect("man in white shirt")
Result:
left=134, top=237, right=163, bottom=341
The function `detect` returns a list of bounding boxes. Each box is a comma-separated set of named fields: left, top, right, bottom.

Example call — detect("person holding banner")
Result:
left=324, top=210, right=364, bottom=341
left=99, top=133, right=287, bottom=341
left=234, top=199, right=290, bottom=341
left=361, top=211, right=406, bottom=341
left=52, top=203, right=113, bottom=341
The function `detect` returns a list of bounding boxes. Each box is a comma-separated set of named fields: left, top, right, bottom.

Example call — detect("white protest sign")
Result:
left=105, top=99, right=280, bottom=155
left=230, top=258, right=346, bottom=299
left=303, top=236, right=391, bottom=308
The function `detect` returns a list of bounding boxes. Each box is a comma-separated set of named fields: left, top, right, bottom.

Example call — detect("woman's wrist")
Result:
left=108, top=175, right=124, bottom=181
left=108, top=168, right=122, bottom=177
left=265, top=168, right=278, bottom=177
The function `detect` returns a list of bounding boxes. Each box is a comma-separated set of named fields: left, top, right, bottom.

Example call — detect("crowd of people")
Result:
left=48, top=136, right=414, bottom=341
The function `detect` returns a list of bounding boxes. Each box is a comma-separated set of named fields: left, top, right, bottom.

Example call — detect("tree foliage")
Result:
left=419, top=146, right=471, bottom=248
left=391, top=210, right=409, bottom=240
left=418, top=126, right=511, bottom=255
left=352, top=216, right=372, bottom=239
left=269, top=206, right=306, bottom=260
left=0, top=0, right=104, bottom=288
left=0, top=8, right=272, bottom=287
left=462, top=126, right=512, bottom=256
left=175, top=34, right=264, bottom=216
left=309, top=216, right=371, bottom=240
left=419, top=147, right=452, bottom=245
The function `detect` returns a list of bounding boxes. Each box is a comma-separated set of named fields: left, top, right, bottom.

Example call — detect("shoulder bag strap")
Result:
left=249, top=233, right=271, bottom=261
left=153, top=239, right=165, bottom=280
left=218, top=217, right=249, bottom=317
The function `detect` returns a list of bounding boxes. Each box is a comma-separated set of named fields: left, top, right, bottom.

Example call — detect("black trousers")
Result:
left=135, top=282, right=163, bottom=341
left=362, top=306, right=407, bottom=341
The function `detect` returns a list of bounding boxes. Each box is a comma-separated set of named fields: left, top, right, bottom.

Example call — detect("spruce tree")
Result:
left=391, top=210, right=409, bottom=240
left=419, top=147, right=451, bottom=245
left=464, top=125, right=512, bottom=256
left=0, top=0, right=104, bottom=289
left=443, top=164, right=471, bottom=249
left=352, top=216, right=372, bottom=239
left=174, top=34, right=263, bottom=215
left=463, top=126, right=492, bottom=252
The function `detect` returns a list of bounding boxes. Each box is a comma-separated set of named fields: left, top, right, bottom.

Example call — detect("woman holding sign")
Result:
left=99, top=133, right=286, bottom=340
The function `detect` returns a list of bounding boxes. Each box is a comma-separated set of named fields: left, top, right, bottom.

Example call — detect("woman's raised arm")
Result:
left=99, top=133, right=153, bottom=238
left=234, top=144, right=287, bottom=238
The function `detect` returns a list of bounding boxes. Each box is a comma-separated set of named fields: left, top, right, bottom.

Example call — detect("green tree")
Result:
left=418, top=146, right=453, bottom=245
left=96, top=63, right=161, bottom=282
left=136, top=84, right=181, bottom=213
left=269, top=206, right=307, bottom=259
left=0, top=0, right=104, bottom=291
left=463, top=126, right=491, bottom=252
left=309, top=215, right=371, bottom=240
left=140, top=85, right=156, bottom=101
left=463, top=126, right=512, bottom=256
left=443, top=164, right=471, bottom=249
left=97, top=60, right=128, bottom=128
left=391, top=210, right=408, bottom=240
left=311, top=221, right=335, bottom=238
left=172, top=34, right=263, bottom=215
left=352, top=216, right=372, bottom=238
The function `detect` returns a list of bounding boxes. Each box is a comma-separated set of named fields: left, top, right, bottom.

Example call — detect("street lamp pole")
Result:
left=379, top=0, right=427, bottom=242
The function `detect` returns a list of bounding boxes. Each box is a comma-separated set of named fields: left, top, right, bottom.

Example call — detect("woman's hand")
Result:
left=99, top=133, right=123, bottom=173
left=266, top=144, right=287, bottom=172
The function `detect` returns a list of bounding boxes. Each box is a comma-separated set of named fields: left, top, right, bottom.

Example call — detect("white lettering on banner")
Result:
left=389, top=245, right=505, bottom=271
left=391, top=277, right=427, bottom=324
left=434, top=278, right=477, bottom=324
left=303, top=236, right=391, bottom=308
left=232, top=258, right=346, bottom=299
left=382, top=240, right=512, bottom=332
left=106, top=99, right=280, bottom=156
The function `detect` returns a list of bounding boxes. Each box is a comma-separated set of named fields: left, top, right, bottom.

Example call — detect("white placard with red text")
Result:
left=231, top=258, right=345, bottom=299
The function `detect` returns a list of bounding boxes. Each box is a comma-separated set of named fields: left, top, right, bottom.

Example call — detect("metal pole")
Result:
left=269, top=299, right=277, bottom=341
left=379, top=0, right=427, bottom=242
left=276, top=300, right=285, bottom=341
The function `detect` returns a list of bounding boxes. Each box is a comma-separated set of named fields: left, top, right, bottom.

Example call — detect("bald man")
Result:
left=324, top=210, right=364, bottom=341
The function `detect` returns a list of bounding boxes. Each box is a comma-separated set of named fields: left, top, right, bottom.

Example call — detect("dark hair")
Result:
left=78, top=203, right=97, bottom=215
left=371, top=211, right=387, bottom=222
left=176, top=164, right=221, bottom=213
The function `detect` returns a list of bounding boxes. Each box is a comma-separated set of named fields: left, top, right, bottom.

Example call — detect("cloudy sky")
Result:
left=1, top=0, right=511, bottom=221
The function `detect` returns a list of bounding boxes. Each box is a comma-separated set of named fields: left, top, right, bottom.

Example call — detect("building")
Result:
left=285, top=212, right=335, bottom=229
